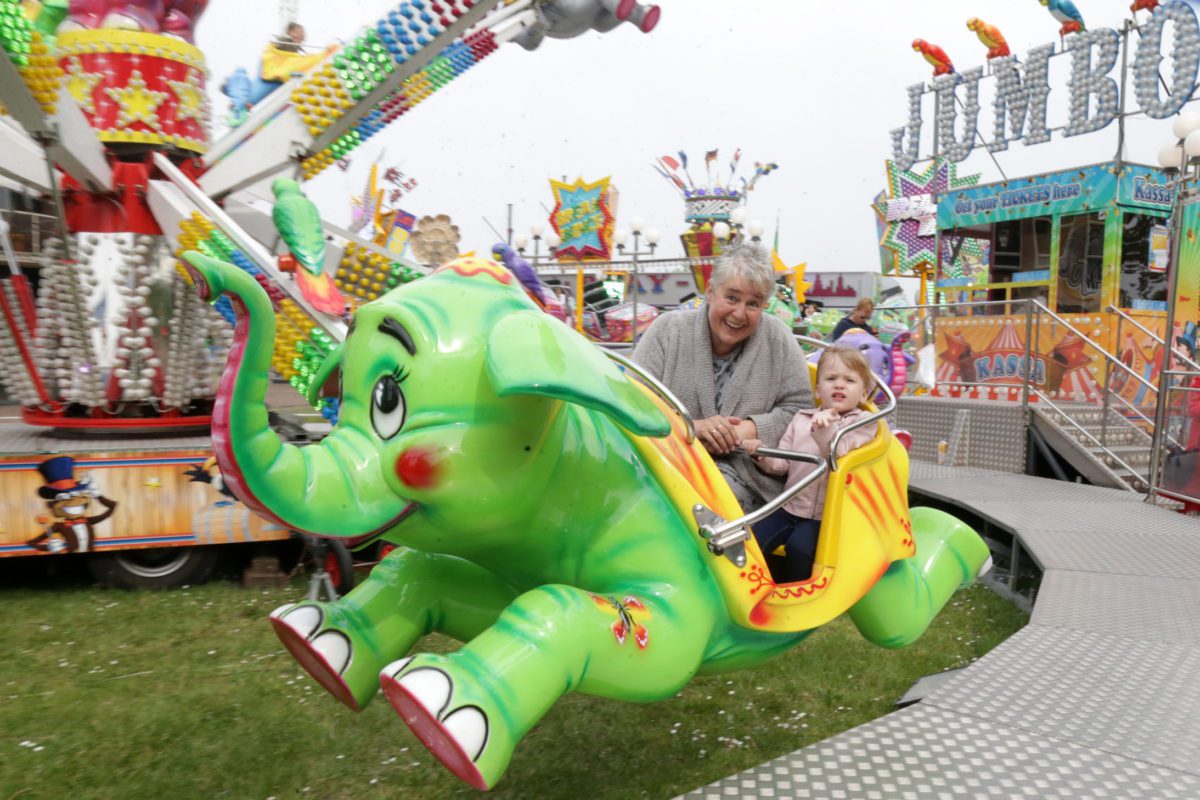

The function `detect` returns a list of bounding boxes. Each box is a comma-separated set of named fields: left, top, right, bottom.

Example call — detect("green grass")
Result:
left=0, top=574, right=1026, bottom=800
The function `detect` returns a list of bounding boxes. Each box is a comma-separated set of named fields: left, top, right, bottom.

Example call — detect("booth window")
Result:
left=992, top=218, right=1051, bottom=279
left=1056, top=212, right=1104, bottom=313
left=1118, top=213, right=1169, bottom=309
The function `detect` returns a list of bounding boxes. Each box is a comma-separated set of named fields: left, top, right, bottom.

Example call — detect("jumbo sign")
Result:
left=891, top=0, right=1200, bottom=170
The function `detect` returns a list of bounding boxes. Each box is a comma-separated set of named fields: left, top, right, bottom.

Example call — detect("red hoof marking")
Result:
left=615, top=0, right=635, bottom=19
left=380, top=674, right=489, bottom=791
left=270, top=616, right=358, bottom=712
left=845, top=473, right=854, bottom=485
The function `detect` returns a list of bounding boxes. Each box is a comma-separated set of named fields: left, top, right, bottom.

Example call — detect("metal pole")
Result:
left=506, top=203, right=513, bottom=246
left=1023, top=298, right=1034, bottom=414
left=1104, top=313, right=1119, bottom=447
left=631, top=231, right=639, bottom=345
left=1147, top=147, right=1189, bottom=501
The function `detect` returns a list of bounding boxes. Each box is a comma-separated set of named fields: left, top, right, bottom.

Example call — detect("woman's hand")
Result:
left=697, top=415, right=741, bottom=455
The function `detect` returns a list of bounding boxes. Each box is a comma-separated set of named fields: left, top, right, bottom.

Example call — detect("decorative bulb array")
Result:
left=336, top=241, right=422, bottom=304
left=298, top=0, right=494, bottom=179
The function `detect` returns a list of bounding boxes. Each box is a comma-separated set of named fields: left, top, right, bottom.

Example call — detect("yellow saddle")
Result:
left=627, top=379, right=914, bottom=634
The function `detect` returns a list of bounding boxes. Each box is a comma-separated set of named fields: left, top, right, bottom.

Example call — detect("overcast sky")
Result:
left=195, top=0, right=1200, bottom=272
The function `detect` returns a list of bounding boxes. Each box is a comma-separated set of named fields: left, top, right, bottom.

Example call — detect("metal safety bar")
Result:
left=699, top=335, right=898, bottom=561
left=603, top=349, right=696, bottom=444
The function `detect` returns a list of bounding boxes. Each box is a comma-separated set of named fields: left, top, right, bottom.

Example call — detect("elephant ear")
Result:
left=486, top=310, right=670, bottom=437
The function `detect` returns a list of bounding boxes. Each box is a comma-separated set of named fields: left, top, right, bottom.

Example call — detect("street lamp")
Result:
left=747, top=219, right=766, bottom=243
left=616, top=216, right=658, bottom=344
left=1148, top=112, right=1200, bottom=499
left=517, top=223, right=559, bottom=267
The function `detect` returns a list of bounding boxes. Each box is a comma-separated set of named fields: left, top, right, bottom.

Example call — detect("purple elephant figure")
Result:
left=513, top=0, right=660, bottom=51
left=66, top=0, right=207, bottom=41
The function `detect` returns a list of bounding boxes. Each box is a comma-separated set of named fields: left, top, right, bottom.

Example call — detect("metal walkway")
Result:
left=680, top=460, right=1200, bottom=799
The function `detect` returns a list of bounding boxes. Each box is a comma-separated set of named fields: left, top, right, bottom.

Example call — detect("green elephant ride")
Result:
left=181, top=251, right=992, bottom=791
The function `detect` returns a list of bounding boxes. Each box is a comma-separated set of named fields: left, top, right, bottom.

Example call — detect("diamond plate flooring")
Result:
left=678, top=705, right=1200, bottom=799
left=1033, top=570, right=1200, bottom=645
left=682, top=462, right=1200, bottom=798
left=925, top=626, right=1200, bottom=776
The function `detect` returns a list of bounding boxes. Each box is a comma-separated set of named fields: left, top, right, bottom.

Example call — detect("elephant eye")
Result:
left=371, top=373, right=407, bottom=439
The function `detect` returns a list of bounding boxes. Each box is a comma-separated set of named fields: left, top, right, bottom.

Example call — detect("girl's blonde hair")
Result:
left=817, top=346, right=875, bottom=408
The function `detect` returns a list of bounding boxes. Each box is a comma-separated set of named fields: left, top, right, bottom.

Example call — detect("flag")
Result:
left=705, top=149, right=719, bottom=165
left=660, top=155, right=680, bottom=171
left=677, top=150, right=688, bottom=169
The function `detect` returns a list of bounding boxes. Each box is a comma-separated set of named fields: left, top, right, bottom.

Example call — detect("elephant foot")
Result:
left=270, top=602, right=359, bottom=711
left=379, top=654, right=504, bottom=791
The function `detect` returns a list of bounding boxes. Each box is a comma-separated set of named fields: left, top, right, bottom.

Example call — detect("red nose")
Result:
left=396, top=447, right=439, bottom=489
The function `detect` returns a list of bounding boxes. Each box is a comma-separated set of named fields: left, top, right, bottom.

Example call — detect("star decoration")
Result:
left=166, top=69, right=205, bottom=124
left=872, top=158, right=980, bottom=275
left=143, top=476, right=162, bottom=489
left=63, top=56, right=105, bottom=115
left=549, top=176, right=614, bottom=260
left=772, top=250, right=810, bottom=300
left=106, top=70, right=168, bottom=132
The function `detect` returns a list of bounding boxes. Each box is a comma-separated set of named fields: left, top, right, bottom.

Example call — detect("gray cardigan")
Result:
left=632, top=307, right=813, bottom=506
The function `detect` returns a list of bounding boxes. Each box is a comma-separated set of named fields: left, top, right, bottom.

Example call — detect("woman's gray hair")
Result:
left=708, top=242, right=776, bottom=298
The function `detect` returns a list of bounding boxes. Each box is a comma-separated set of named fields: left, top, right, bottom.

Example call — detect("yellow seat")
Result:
left=627, top=371, right=914, bottom=634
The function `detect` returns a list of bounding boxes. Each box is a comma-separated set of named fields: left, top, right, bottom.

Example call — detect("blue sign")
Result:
left=1012, top=270, right=1050, bottom=283
left=939, top=162, right=1173, bottom=230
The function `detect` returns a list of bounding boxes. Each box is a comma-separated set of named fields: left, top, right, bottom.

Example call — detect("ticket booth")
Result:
left=931, top=161, right=1179, bottom=405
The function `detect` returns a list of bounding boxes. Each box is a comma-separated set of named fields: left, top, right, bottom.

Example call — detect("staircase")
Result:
left=1030, top=401, right=1152, bottom=491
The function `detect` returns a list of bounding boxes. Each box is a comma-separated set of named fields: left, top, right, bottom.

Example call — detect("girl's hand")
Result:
left=741, top=438, right=763, bottom=455
left=811, top=408, right=840, bottom=429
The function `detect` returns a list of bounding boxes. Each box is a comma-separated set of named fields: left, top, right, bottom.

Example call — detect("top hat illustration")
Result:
left=37, top=456, right=91, bottom=500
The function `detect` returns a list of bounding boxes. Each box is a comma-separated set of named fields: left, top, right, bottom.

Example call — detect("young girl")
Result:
left=741, top=346, right=878, bottom=582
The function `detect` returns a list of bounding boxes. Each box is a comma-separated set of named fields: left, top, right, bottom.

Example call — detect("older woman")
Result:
left=633, top=243, right=812, bottom=512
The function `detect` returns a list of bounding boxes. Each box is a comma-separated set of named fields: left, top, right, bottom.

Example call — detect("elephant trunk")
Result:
left=182, top=252, right=411, bottom=540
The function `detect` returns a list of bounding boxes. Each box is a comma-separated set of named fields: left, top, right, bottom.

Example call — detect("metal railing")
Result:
left=887, top=298, right=1175, bottom=491
left=1149, top=369, right=1200, bottom=508
left=0, top=209, right=59, bottom=261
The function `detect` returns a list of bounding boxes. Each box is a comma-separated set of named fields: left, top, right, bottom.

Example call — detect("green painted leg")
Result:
left=270, top=547, right=516, bottom=711
left=847, top=507, right=992, bottom=649
left=379, top=583, right=715, bottom=790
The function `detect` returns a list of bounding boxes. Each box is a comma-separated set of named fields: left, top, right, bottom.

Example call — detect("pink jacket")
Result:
left=755, top=408, right=877, bottom=519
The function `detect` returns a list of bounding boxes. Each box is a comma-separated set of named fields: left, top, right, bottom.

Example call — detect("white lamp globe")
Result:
left=747, top=220, right=766, bottom=239
left=1173, top=111, right=1200, bottom=140
left=729, top=207, right=747, bottom=225
left=530, top=222, right=545, bottom=238
left=514, top=233, right=529, bottom=249
left=1185, top=129, right=1200, bottom=159
left=645, top=228, right=661, bottom=245
left=1158, top=142, right=1185, bottom=170
left=614, top=229, right=629, bottom=246
left=712, top=221, right=731, bottom=240
left=544, top=232, right=561, bottom=248
left=630, top=216, right=645, bottom=234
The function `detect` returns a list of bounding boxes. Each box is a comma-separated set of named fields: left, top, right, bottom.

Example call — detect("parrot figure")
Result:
left=966, top=17, right=1010, bottom=59
left=912, top=39, right=954, bottom=77
left=491, top=243, right=549, bottom=306
left=1131, top=0, right=1159, bottom=12
left=271, top=178, right=345, bottom=315
left=1039, top=0, right=1086, bottom=36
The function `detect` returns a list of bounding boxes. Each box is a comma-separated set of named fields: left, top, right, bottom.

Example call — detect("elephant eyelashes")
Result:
left=371, top=369, right=408, bottom=440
